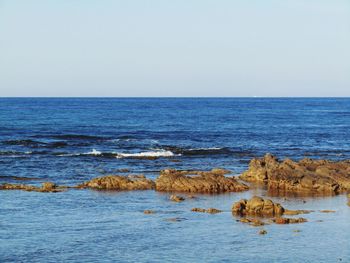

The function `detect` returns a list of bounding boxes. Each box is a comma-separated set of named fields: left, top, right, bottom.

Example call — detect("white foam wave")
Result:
left=116, top=150, right=176, bottom=158
left=87, top=149, right=102, bottom=155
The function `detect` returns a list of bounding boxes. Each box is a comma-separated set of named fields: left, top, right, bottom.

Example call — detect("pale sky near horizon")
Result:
left=0, top=0, right=349, bottom=97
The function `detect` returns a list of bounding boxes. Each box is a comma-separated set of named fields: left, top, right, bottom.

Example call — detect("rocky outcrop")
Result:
left=232, top=196, right=285, bottom=216
left=78, top=175, right=155, bottom=190
left=155, top=168, right=248, bottom=193
left=191, top=208, right=222, bottom=214
left=240, top=154, right=350, bottom=194
left=0, top=182, right=63, bottom=192
left=232, top=196, right=310, bottom=217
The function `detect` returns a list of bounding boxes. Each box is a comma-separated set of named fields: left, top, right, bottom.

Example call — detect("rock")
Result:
left=240, top=154, right=350, bottom=194
left=206, top=208, right=222, bottom=214
left=191, top=208, right=206, bottom=213
left=191, top=208, right=222, bottom=214
left=259, top=229, right=267, bottom=235
left=77, top=175, right=155, bottom=190
left=170, top=195, right=185, bottom=202
left=155, top=169, right=248, bottom=193
left=143, top=210, right=155, bottom=214
left=273, top=217, right=307, bottom=224
left=0, top=182, right=63, bottom=192
left=319, top=210, right=336, bottom=213
left=283, top=209, right=312, bottom=215
left=232, top=196, right=285, bottom=216
left=240, top=218, right=266, bottom=226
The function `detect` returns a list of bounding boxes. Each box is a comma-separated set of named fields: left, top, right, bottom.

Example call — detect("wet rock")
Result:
left=155, top=168, right=248, bottom=193
left=78, top=175, right=155, bottom=190
left=240, top=154, right=350, bottom=194
left=191, top=208, right=206, bottom=213
left=273, top=217, right=307, bottom=224
left=239, top=218, right=266, bottom=226
left=143, top=210, right=155, bottom=214
left=258, top=229, right=267, bottom=235
left=283, top=209, right=312, bottom=215
left=232, top=196, right=285, bottom=216
left=191, top=208, right=222, bottom=214
left=170, top=195, right=185, bottom=202
left=0, top=182, right=63, bottom=192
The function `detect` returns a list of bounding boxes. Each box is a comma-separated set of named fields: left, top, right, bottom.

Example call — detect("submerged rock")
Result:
left=273, top=217, right=307, bottom=224
left=155, top=168, right=248, bottom=193
left=0, top=182, right=63, bottom=192
left=191, top=208, right=222, bottom=214
left=239, top=218, right=266, bottom=226
left=259, top=229, right=267, bottom=235
left=169, top=195, right=185, bottom=202
left=143, top=210, right=155, bottom=214
left=240, top=154, right=350, bottom=194
left=78, top=175, right=155, bottom=190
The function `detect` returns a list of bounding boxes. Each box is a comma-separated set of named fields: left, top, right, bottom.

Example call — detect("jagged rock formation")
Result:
left=155, top=168, right=248, bottom=193
left=78, top=175, right=155, bottom=190
left=240, top=154, right=350, bottom=194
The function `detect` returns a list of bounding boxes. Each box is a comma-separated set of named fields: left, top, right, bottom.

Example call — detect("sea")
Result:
left=0, top=98, right=349, bottom=262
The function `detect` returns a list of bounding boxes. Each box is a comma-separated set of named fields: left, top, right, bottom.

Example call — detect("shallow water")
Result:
left=1, top=98, right=350, bottom=262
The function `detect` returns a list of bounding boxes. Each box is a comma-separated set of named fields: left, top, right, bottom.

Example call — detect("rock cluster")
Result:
left=232, top=196, right=285, bottom=216
left=155, top=168, right=248, bottom=193
left=0, top=182, right=62, bottom=192
left=191, top=208, right=222, bottom=214
left=78, top=175, right=155, bottom=190
left=240, top=154, right=350, bottom=194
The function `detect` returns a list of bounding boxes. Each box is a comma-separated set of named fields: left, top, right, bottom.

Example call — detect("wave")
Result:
left=163, top=146, right=233, bottom=156
left=0, top=150, right=49, bottom=156
left=116, top=150, right=176, bottom=158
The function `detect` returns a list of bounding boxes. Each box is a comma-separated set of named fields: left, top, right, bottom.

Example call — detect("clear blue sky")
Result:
left=0, top=0, right=349, bottom=97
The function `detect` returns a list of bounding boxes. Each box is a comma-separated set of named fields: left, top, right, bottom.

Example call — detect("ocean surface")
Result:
left=1, top=98, right=350, bottom=262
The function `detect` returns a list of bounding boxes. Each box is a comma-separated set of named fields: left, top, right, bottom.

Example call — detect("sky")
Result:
left=0, top=0, right=349, bottom=97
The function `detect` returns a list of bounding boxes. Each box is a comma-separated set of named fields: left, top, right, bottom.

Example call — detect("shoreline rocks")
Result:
left=0, top=182, right=63, bottom=192
left=240, top=154, right=350, bottom=194
left=155, top=168, right=249, bottom=193
left=77, top=175, right=155, bottom=190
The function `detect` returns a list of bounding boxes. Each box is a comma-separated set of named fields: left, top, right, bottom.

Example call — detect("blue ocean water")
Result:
left=1, top=98, right=350, bottom=262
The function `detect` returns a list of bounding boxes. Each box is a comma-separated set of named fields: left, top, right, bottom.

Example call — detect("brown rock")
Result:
left=259, top=229, right=267, bottom=235
left=0, top=182, right=63, bottom=192
left=232, top=196, right=285, bottom=216
left=78, top=175, right=155, bottom=190
left=143, top=210, right=155, bottom=214
left=191, top=208, right=222, bottom=214
left=155, top=168, right=248, bottom=193
left=284, top=209, right=312, bottom=215
left=273, top=217, right=307, bottom=224
left=170, top=195, right=185, bottom=202
left=319, top=210, right=336, bottom=213
left=240, top=154, right=350, bottom=194
left=240, top=218, right=266, bottom=226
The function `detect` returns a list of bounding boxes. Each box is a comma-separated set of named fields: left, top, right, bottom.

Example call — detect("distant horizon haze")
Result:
left=1, top=0, right=349, bottom=97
